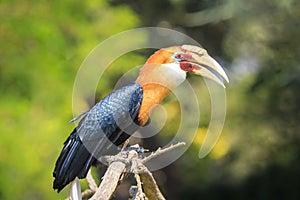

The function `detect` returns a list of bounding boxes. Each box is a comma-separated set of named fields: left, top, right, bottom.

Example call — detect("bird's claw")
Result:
left=124, top=145, right=148, bottom=154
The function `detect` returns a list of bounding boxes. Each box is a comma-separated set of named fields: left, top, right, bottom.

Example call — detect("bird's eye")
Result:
left=174, top=53, right=184, bottom=61
left=175, top=53, right=182, bottom=59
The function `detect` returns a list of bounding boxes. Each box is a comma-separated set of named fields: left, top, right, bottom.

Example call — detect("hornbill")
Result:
left=53, top=45, right=229, bottom=192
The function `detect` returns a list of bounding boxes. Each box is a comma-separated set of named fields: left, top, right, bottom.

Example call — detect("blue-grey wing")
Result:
left=75, top=82, right=143, bottom=158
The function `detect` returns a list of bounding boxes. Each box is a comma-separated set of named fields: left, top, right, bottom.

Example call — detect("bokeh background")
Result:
left=1, top=0, right=299, bottom=199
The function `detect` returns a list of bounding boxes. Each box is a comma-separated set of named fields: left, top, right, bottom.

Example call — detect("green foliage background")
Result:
left=0, top=0, right=299, bottom=199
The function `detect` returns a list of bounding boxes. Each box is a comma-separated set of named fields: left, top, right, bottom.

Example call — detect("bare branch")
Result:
left=139, top=166, right=165, bottom=200
left=64, top=142, right=185, bottom=200
left=87, top=170, right=98, bottom=192
left=130, top=173, right=148, bottom=200
left=89, top=161, right=126, bottom=200
left=141, top=142, right=185, bottom=164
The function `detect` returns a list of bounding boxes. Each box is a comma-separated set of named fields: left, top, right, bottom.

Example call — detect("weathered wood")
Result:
left=65, top=142, right=186, bottom=200
left=89, top=161, right=126, bottom=200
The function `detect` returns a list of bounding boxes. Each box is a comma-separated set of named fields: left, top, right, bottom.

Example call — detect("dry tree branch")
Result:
left=90, top=161, right=126, bottom=200
left=131, top=173, right=148, bottom=200
left=141, top=142, right=186, bottom=164
left=87, top=170, right=98, bottom=192
left=139, top=166, right=165, bottom=200
left=66, top=142, right=185, bottom=200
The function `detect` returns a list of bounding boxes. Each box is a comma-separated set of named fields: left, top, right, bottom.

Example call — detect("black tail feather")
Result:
left=53, top=129, right=95, bottom=192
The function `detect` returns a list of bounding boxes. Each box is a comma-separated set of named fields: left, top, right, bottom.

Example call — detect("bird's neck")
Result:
left=135, top=62, right=186, bottom=126
left=135, top=82, right=171, bottom=126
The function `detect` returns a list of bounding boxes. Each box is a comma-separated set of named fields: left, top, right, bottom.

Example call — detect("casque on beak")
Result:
left=180, top=45, right=229, bottom=88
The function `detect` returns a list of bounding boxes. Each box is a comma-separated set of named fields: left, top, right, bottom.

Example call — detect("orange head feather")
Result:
left=135, top=45, right=229, bottom=125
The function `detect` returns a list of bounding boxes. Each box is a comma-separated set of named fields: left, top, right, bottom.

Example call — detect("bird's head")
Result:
left=137, top=45, right=229, bottom=89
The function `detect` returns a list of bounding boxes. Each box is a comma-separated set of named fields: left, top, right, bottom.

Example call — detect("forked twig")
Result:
left=65, top=142, right=185, bottom=200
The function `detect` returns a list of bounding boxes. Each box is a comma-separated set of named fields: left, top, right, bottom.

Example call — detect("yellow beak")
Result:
left=191, top=54, right=229, bottom=87
left=181, top=45, right=229, bottom=88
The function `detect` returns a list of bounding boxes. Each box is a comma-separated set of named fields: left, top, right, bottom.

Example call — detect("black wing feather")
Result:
left=53, top=82, right=143, bottom=192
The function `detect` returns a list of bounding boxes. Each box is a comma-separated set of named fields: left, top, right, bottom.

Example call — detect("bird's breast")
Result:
left=137, top=83, right=171, bottom=126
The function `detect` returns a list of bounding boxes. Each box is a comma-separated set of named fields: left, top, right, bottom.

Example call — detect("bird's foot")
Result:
left=124, top=144, right=148, bottom=154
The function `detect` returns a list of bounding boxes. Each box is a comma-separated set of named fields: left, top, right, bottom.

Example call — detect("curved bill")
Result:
left=191, top=54, right=229, bottom=88
left=181, top=45, right=229, bottom=87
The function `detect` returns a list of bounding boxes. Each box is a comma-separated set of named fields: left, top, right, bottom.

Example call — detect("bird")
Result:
left=53, top=44, right=229, bottom=192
